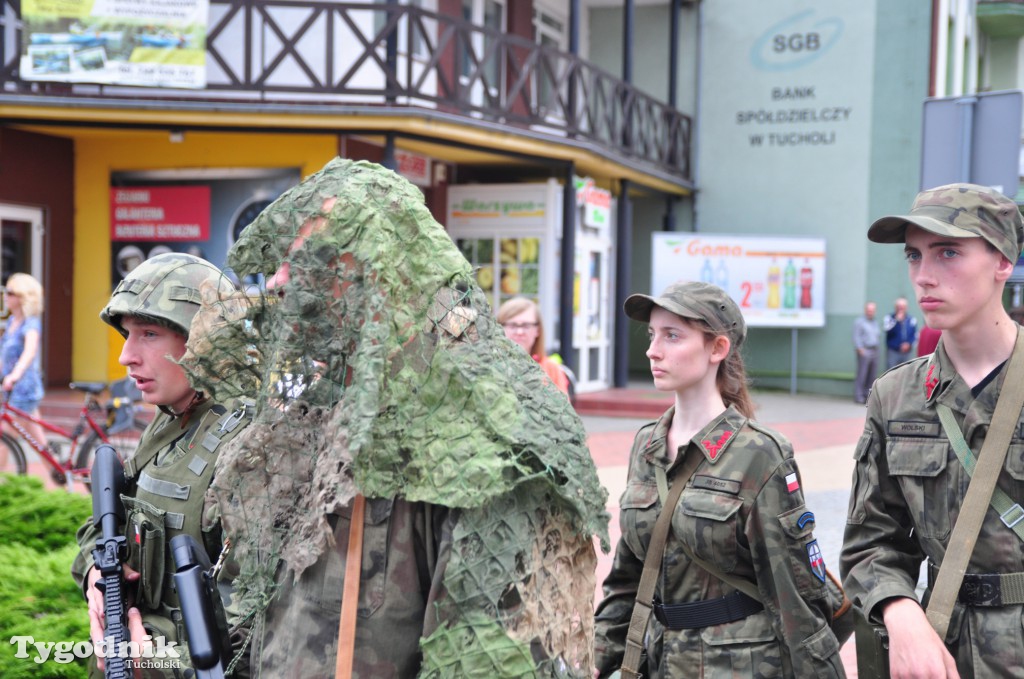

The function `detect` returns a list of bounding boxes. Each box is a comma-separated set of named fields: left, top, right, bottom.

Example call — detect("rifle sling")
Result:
left=335, top=494, right=366, bottom=679
left=927, top=327, right=1024, bottom=640
left=620, top=449, right=703, bottom=679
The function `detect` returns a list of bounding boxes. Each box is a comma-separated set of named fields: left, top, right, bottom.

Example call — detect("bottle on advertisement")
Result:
left=800, top=260, right=813, bottom=309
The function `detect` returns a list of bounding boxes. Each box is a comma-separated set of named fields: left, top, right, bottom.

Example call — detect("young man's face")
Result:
left=119, top=317, right=194, bottom=413
left=904, top=225, right=1011, bottom=331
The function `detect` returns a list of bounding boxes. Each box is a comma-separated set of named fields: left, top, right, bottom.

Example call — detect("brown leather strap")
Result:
left=335, top=494, right=366, bottom=679
left=620, top=450, right=703, bottom=679
left=927, top=328, right=1024, bottom=639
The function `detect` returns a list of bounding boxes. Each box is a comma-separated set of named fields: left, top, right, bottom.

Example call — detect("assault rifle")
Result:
left=90, top=445, right=129, bottom=679
left=171, top=534, right=231, bottom=679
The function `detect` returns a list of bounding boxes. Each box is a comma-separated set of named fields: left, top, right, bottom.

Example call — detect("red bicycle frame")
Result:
left=0, top=399, right=109, bottom=481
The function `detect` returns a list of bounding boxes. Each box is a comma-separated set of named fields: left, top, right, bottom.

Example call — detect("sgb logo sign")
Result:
left=749, top=9, right=843, bottom=71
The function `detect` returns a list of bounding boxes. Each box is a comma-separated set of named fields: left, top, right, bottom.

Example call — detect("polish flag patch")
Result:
left=785, top=472, right=800, bottom=493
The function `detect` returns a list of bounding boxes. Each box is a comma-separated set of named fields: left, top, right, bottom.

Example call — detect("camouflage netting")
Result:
left=181, top=158, right=610, bottom=677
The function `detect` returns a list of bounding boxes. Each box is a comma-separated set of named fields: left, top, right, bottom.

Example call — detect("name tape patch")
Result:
left=887, top=421, right=941, bottom=437
left=692, top=475, right=741, bottom=495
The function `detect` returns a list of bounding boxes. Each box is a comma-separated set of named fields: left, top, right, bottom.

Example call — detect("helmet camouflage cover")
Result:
left=101, top=252, right=235, bottom=337
left=181, top=158, right=610, bottom=677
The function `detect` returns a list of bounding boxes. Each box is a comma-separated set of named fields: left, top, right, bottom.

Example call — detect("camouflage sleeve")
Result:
left=203, top=486, right=251, bottom=679
left=747, top=456, right=844, bottom=677
left=70, top=517, right=99, bottom=595
left=593, top=532, right=644, bottom=678
left=840, top=397, right=924, bottom=622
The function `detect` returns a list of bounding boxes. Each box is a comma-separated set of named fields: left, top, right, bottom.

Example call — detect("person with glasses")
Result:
left=497, top=296, right=569, bottom=394
left=1, top=273, right=47, bottom=472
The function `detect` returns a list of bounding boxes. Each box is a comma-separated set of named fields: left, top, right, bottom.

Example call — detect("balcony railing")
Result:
left=0, top=1, right=691, bottom=182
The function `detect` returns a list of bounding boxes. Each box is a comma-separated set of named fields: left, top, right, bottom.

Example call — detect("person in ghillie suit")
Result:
left=180, top=158, right=610, bottom=678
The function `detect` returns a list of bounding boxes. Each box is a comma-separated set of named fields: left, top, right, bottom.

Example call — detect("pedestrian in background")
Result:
left=852, top=301, right=879, bottom=404
left=595, top=281, right=845, bottom=677
left=1009, top=305, right=1024, bottom=325
left=497, top=296, right=569, bottom=394
left=1, top=273, right=47, bottom=471
left=883, top=296, right=918, bottom=368
left=842, top=183, right=1024, bottom=678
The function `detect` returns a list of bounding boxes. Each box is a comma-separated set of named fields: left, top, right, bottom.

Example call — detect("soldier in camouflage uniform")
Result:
left=180, top=159, right=608, bottom=678
left=841, top=183, right=1024, bottom=678
left=595, top=281, right=845, bottom=678
left=71, top=253, right=252, bottom=678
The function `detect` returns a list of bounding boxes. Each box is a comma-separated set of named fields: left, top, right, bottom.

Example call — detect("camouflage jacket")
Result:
left=254, top=497, right=453, bottom=678
left=72, top=397, right=252, bottom=678
left=841, top=340, right=1024, bottom=677
left=594, top=406, right=844, bottom=678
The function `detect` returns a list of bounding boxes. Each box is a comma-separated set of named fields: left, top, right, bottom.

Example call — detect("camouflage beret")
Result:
left=868, top=183, right=1024, bottom=262
left=624, top=281, right=746, bottom=348
left=101, top=252, right=235, bottom=338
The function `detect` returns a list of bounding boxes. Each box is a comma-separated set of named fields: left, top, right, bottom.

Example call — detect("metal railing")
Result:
left=0, top=1, right=690, bottom=181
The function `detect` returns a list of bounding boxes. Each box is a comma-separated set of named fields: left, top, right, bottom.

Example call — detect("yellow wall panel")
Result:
left=72, top=131, right=337, bottom=381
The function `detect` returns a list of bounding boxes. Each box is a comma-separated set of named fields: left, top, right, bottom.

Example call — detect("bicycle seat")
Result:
left=69, top=381, right=107, bottom=394
left=109, top=376, right=142, bottom=402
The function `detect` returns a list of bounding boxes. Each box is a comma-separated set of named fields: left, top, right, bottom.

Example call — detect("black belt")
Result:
left=928, top=562, right=1024, bottom=607
left=653, top=591, right=763, bottom=630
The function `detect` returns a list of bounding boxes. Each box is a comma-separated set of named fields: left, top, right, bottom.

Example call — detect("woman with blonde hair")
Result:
left=497, top=296, right=569, bottom=394
left=1, top=273, right=47, bottom=473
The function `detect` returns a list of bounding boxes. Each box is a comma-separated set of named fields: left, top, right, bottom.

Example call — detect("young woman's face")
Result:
left=3, top=288, right=21, bottom=316
left=502, top=307, right=540, bottom=354
left=645, top=307, right=723, bottom=394
left=904, top=225, right=1011, bottom=332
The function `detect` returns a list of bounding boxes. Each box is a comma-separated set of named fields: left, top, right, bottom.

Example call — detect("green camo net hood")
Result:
left=182, top=158, right=609, bottom=677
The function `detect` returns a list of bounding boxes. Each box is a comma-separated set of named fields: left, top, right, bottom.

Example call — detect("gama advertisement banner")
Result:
left=20, top=0, right=208, bottom=88
left=652, top=233, right=826, bottom=328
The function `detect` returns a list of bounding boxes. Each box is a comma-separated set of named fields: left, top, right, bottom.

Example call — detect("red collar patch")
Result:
left=702, top=430, right=733, bottom=460
left=925, top=363, right=939, bottom=400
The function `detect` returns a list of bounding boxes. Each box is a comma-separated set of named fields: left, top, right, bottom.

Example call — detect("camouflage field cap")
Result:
left=100, top=252, right=233, bottom=338
left=624, top=281, right=746, bottom=347
left=868, top=183, right=1024, bottom=262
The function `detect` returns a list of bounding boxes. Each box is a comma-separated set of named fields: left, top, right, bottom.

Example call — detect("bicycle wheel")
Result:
left=75, top=416, right=148, bottom=487
left=0, top=433, right=28, bottom=475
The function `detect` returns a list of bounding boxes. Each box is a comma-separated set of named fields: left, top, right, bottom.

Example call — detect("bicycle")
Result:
left=0, top=377, right=149, bottom=489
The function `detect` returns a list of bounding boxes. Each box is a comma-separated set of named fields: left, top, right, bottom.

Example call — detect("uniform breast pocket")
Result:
left=674, top=490, right=743, bottom=572
left=619, top=483, right=659, bottom=560
left=1003, top=444, right=1024, bottom=501
left=300, top=497, right=394, bottom=618
left=887, top=438, right=951, bottom=540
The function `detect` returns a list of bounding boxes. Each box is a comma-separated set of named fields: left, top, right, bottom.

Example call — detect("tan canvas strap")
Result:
left=936, top=405, right=1024, bottom=541
left=620, top=452, right=703, bottom=679
left=927, top=328, right=1024, bottom=640
left=335, top=494, right=366, bottom=679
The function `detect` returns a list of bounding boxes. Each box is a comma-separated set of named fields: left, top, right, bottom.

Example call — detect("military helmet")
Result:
left=101, top=252, right=233, bottom=338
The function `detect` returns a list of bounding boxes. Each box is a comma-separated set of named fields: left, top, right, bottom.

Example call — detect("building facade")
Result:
left=0, top=0, right=695, bottom=390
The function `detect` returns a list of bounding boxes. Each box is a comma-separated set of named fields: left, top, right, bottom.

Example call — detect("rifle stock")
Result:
left=90, top=445, right=129, bottom=679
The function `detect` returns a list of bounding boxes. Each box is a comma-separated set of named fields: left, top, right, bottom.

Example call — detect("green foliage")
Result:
left=0, top=475, right=89, bottom=678
left=0, top=475, right=90, bottom=550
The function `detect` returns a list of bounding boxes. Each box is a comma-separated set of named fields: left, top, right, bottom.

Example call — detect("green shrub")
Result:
left=0, top=475, right=89, bottom=678
left=0, top=475, right=91, bottom=550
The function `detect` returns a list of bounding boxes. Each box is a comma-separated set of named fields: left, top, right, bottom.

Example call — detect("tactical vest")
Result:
left=121, top=398, right=252, bottom=620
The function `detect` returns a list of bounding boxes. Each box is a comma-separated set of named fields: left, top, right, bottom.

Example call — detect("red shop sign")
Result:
left=110, top=186, right=211, bottom=242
